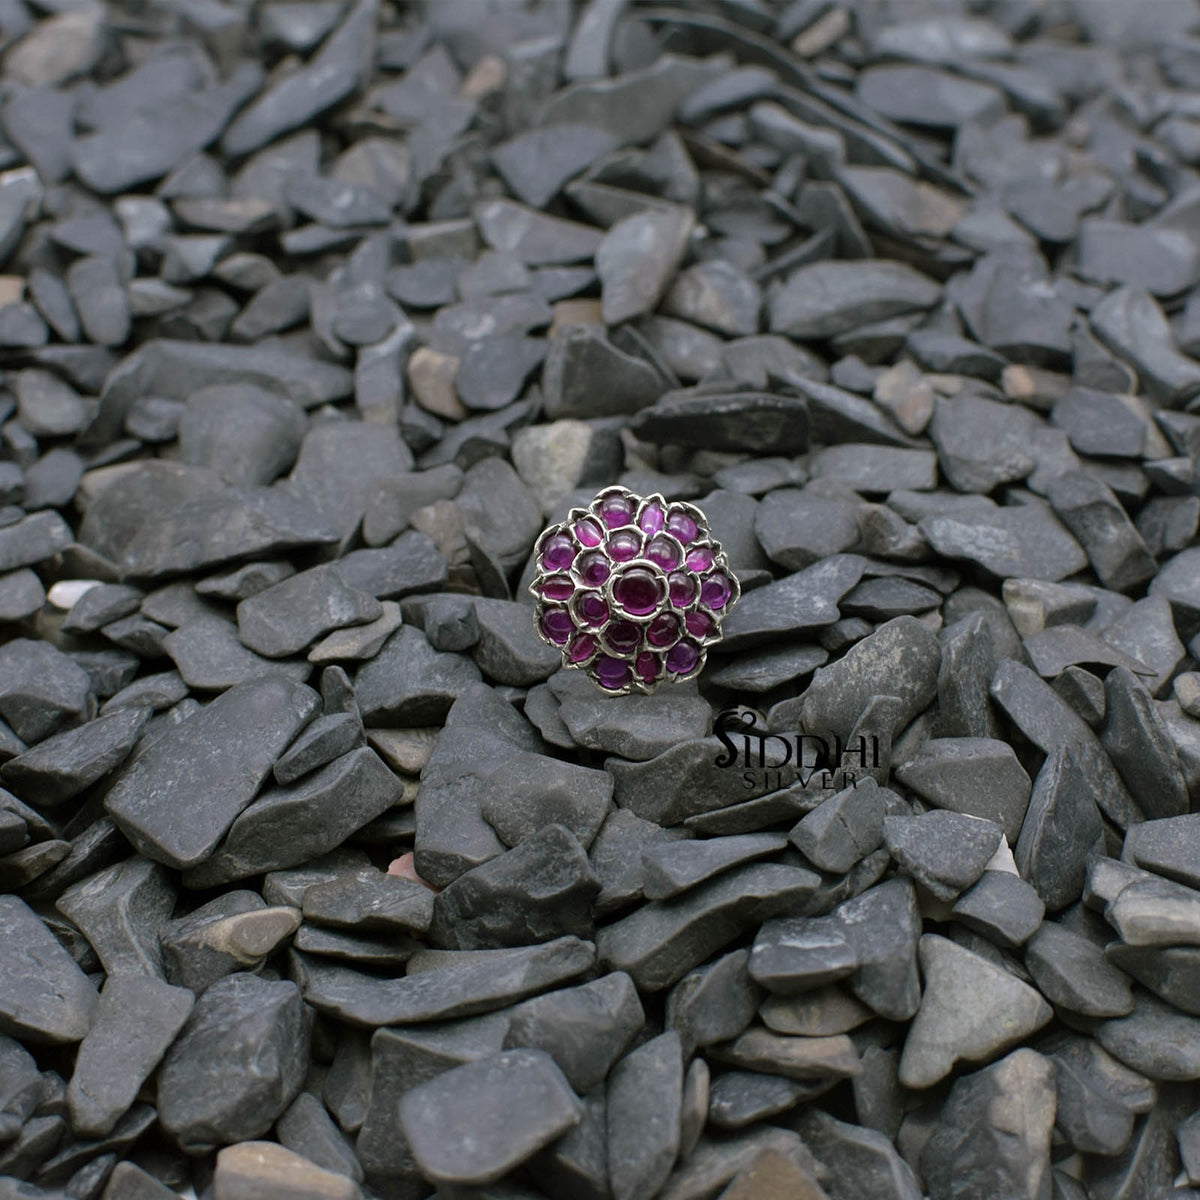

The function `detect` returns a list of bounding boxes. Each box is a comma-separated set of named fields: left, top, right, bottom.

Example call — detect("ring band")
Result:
left=529, top=485, right=741, bottom=695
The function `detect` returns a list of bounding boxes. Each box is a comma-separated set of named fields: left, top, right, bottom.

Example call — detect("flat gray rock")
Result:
left=104, top=676, right=320, bottom=869
left=884, top=811, right=1002, bottom=901
left=1023, top=922, right=1133, bottom=1018
left=295, top=935, right=595, bottom=1026
left=504, top=971, right=643, bottom=1094
left=1097, top=991, right=1200, bottom=1081
left=596, top=205, right=694, bottom=325
left=67, top=975, right=193, bottom=1138
left=355, top=626, right=482, bottom=727
left=800, top=615, right=940, bottom=742
left=399, top=1048, right=581, bottom=1187
left=898, top=934, right=1052, bottom=1089
left=769, top=259, right=941, bottom=339
left=721, top=554, right=866, bottom=650
left=429, top=824, right=599, bottom=950
left=183, top=747, right=401, bottom=886
left=1124, top=813, right=1200, bottom=889
left=158, top=973, right=309, bottom=1153
left=237, top=564, right=381, bottom=659
left=607, top=1032, right=684, bottom=1200
left=920, top=1049, right=1056, bottom=1200
left=597, top=862, right=820, bottom=992
left=1, top=706, right=147, bottom=806
left=223, top=0, right=377, bottom=156
left=919, top=498, right=1088, bottom=582
left=0, top=896, right=97, bottom=1044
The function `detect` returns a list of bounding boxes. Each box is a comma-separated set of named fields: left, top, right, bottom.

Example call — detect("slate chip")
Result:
left=105, top=676, right=320, bottom=869
left=399, top=1048, right=581, bottom=1187
left=0, top=896, right=97, bottom=1044
left=158, top=973, right=310, bottom=1153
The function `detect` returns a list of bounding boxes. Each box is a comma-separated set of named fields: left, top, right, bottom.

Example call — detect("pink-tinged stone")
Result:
left=647, top=611, right=681, bottom=648
left=599, top=493, right=635, bottom=528
left=541, top=533, right=576, bottom=572
left=539, top=576, right=574, bottom=601
left=607, top=530, right=641, bottom=562
left=605, top=619, right=641, bottom=655
left=568, top=632, right=598, bottom=663
left=686, top=545, right=714, bottom=572
left=574, top=517, right=603, bottom=547
left=635, top=652, right=661, bottom=685
left=576, top=593, right=609, bottom=626
left=668, top=571, right=698, bottom=607
left=638, top=501, right=666, bottom=535
left=685, top=610, right=715, bottom=638
left=701, top=572, right=732, bottom=609
left=646, top=536, right=682, bottom=570
left=666, top=639, right=701, bottom=674
left=578, top=552, right=610, bottom=586
left=595, top=655, right=632, bottom=690
left=613, top=568, right=663, bottom=616
left=387, top=852, right=440, bottom=893
left=666, top=510, right=698, bottom=543
left=541, top=608, right=574, bottom=644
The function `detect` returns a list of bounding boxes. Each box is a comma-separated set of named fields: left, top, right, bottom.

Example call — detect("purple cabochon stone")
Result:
left=666, top=509, right=698, bottom=543
left=647, top=611, right=681, bottom=648
left=568, top=632, right=598, bottom=663
left=579, top=552, right=610, bottom=586
left=646, top=536, right=682, bottom=570
left=668, top=571, right=699, bottom=607
left=685, top=609, right=715, bottom=639
left=607, top=530, right=642, bottom=562
left=599, top=494, right=634, bottom=529
left=541, top=533, right=576, bottom=572
left=574, top=517, right=603, bottom=547
left=666, top=639, right=701, bottom=674
left=595, top=655, right=632, bottom=690
left=605, top=619, right=641, bottom=655
left=638, top=501, right=666, bottom=535
left=613, top=568, right=663, bottom=617
left=576, top=593, right=609, bottom=626
left=701, top=572, right=732, bottom=609
left=686, top=545, right=714, bottom=572
left=540, top=576, right=574, bottom=601
left=636, top=651, right=661, bottom=684
left=541, top=608, right=574, bottom=645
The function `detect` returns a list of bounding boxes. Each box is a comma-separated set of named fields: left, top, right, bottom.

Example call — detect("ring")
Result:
left=529, top=485, right=741, bottom=695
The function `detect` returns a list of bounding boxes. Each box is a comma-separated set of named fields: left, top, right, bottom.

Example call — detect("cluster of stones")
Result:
left=529, top=487, right=739, bottom=694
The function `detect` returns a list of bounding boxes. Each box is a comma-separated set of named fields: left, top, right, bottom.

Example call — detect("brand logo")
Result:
left=713, top=706, right=880, bottom=793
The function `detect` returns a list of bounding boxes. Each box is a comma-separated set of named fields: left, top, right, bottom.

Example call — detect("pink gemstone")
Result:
left=701, top=572, right=732, bottom=609
left=607, top=531, right=641, bottom=562
left=605, top=619, right=641, bottom=655
left=568, top=632, right=597, bottom=663
left=646, top=536, right=681, bottom=570
left=578, top=552, right=610, bottom=587
left=576, top=593, right=609, bottom=627
left=638, top=501, right=666, bottom=535
left=599, top=494, right=634, bottom=528
left=686, top=545, right=714, bottom=572
left=539, top=576, right=574, bottom=602
left=668, top=571, right=698, bottom=607
left=540, top=608, right=574, bottom=645
left=595, top=654, right=632, bottom=690
left=685, top=609, right=715, bottom=638
left=647, top=611, right=681, bottom=648
left=666, top=639, right=701, bottom=674
left=635, top=651, right=661, bottom=685
left=541, top=533, right=576, bottom=572
left=613, top=568, right=664, bottom=617
left=574, top=517, right=603, bottom=547
left=666, top=510, right=698, bottom=543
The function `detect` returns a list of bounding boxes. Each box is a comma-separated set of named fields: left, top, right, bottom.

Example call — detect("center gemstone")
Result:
left=613, top=567, right=664, bottom=616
